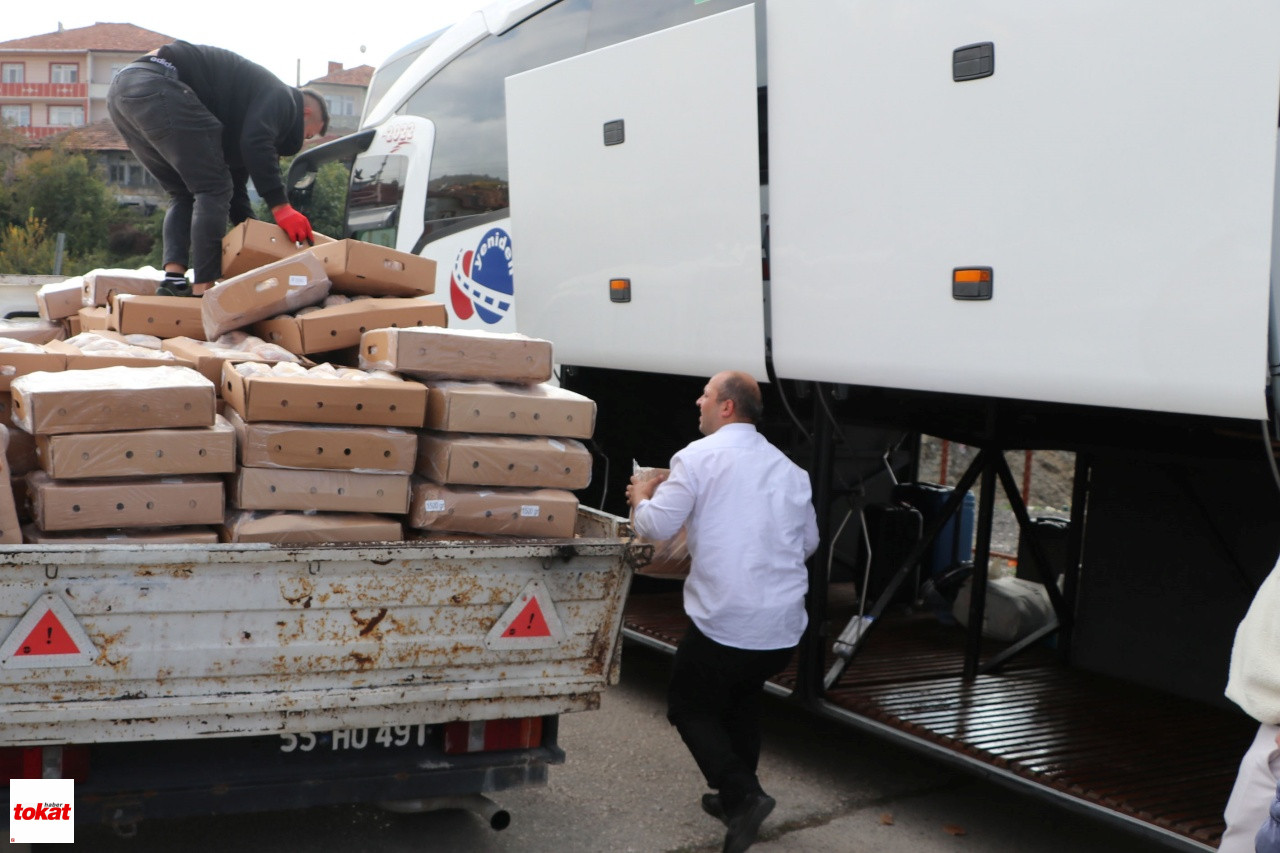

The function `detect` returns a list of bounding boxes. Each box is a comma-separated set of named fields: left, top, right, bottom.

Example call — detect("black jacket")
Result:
left=157, top=40, right=305, bottom=209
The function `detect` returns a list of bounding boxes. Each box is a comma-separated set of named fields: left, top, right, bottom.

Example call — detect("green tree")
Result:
left=5, top=145, right=114, bottom=258
left=0, top=212, right=56, bottom=275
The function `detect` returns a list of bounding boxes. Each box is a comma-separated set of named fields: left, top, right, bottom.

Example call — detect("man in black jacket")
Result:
left=107, top=41, right=329, bottom=295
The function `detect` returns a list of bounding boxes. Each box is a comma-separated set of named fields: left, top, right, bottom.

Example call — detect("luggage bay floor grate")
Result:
left=622, top=591, right=1253, bottom=849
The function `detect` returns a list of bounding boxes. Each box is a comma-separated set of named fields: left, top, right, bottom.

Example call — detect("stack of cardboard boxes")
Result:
left=13, top=365, right=228, bottom=543
left=360, top=327, right=597, bottom=539
left=13, top=222, right=600, bottom=544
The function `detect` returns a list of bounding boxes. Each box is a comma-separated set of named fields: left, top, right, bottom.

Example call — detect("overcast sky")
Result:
left=4, top=1, right=490, bottom=85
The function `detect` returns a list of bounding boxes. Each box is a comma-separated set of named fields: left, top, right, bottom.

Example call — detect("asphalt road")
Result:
left=61, top=642, right=1183, bottom=853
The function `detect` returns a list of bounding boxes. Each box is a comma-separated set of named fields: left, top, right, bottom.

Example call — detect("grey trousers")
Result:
left=106, top=63, right=231, bottom=284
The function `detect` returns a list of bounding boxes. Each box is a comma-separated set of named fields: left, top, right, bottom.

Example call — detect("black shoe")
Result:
left=701, top=793, right=728, bottom=826
left=156, top=279, right=194, bottom=297
left=722, top=793, right=774, bottom=853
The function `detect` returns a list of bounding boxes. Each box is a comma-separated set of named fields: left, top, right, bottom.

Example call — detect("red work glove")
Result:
left=272, top=204, right=313, bottom=244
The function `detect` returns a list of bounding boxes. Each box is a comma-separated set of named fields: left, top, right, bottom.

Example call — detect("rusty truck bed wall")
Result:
left=0, top=509, right=634, bottom=745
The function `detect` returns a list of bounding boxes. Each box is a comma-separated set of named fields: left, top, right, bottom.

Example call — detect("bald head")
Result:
left=697, top=371, right=763, bottom=435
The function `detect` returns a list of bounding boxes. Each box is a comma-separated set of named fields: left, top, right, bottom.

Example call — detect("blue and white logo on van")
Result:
left=450, top=228, right=513, bottom=324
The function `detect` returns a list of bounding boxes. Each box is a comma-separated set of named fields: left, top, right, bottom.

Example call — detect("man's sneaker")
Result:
left=722, top=793, right=774, bottom=853
left=156, top=276, right=194, bottom=297
left=701, top=793, right=728, bottom=826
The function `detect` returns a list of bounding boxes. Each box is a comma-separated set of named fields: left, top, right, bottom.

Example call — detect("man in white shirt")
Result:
left=628, top=370, right=819, bottom=853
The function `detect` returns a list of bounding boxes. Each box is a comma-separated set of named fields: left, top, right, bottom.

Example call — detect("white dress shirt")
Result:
left=633, top=422, right=819, bottom=650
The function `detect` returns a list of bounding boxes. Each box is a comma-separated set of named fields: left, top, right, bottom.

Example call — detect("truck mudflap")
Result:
left=0, top=509, right=635, bottom=745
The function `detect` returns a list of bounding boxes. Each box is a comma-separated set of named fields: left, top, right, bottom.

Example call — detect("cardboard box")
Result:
left=110, top=294, right=207, bottom=340
left=64, top=314, right=81, bottom=337
left=160, top=336, right=281, bottom=386
left=230, top=467, right=411, bottom=514
left=221, top=362, right=427, bottom=428
left=25, top=471, right=225, bottom=530
left=422, top=381, right=596, bottom=439
left=202, top=252, right=330, bottom=340
left=36, top=278, right=84, bottom=322
left=221, top=219, right=334, bottom=279
left=361, top=327, right=553, bottom=384
left=416, top=432, right=592, bottom=489
left=45, top=338, right=195, bottom=372
left=221, top=510, right=403, bottom=544
left=0, top=426, right=23, bottom=544
left=305, top=240, right=437, bottom=297
left=5, top=427, right=39, bottom=477
left=408, top=480, right=577, bottom=538
left=82, top=269, right=162, bottom=307
left=77, top=306, right=111, bottom=331
left=11, top=365, right=216, bottom=435
left=226, top=408, right=416, bottom=473
left=36, top=416, right=236, bottom=479
left=23, top=525, right=219, bottom=544
left=0, top=319, right=62, bottom=345
left=0, top=346, right=65, bottom=392
left=253, top=297, right=447, bottom=355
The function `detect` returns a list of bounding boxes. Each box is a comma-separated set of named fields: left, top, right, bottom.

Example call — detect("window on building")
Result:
left=48, top=105, right=84, bottom=127
left=110, top=63, right=128, bottom=79
left=1, top=63, right=23, bottom=84
left=325, top=94, right=356, bottom=117
left=1, top=105, right=31, bottom=127
left=50, top=64, right=79, bottom=84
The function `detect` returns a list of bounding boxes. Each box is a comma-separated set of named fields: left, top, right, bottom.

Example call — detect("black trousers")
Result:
left=667, top=623, right=795, bottom=812
left=107, top=62, right=233, bottom=285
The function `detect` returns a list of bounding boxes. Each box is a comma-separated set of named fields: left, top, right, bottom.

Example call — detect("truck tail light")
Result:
left=442, top=717, right=544, bottom=755
left=0, top=745, right=89, bottom=781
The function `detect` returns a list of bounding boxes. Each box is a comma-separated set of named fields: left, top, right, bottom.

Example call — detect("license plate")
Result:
left=279, top=724, right=429, bottom=753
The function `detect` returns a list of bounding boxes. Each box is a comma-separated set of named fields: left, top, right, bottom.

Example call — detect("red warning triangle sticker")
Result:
left=504, top=598, right=552, bottom=638
left=0, top=593, right=97, bottom=668
left=486, top=579, right=566, bottom=650
left=15, top=609, right=82, bottom=656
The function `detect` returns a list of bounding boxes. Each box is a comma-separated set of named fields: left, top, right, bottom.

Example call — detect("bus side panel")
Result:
left=505, top=6, right=766, bottom=380
left=768, top=0, right=1280, bottom=420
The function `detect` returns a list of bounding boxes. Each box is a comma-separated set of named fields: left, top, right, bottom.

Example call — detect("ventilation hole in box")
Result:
left=184, top=403, right=192, bottom=411
left=140, top=403, right=150, bottom=411
left=156, top=450, right=164, bottom=458
left=533, top=413, right=540, bottom=420
left=381, top=450, right=389, bottom=458
left=115, top=503, right=124, bottom=511
left=281, top=400, right=290, bottom=408
left=485, top=510, right=493, bottom=518
left=389, top=404, right=397, bottom=412
left=309, top=486, right=318, bottom=494
left=532, top=464, right=540, bottom=472
left=146, top=501, right=154, bottom=510
left=376, top=489, right=385, bottom=497
left=198, top=448, right=207, bottom=457
left=472, top=461, right=480, bottom=468
left=547, top=515, right=555, bottom=523
left=188, top=499, right=197, bottom=508
left=72, top=504, right=81, bottom=513
left=507, top=463, right=515, bottom=471
left=316, top=447, right=324, bottom=455
left=315, top=401, right=324, bottom=409
left=330, top=330, right=338, bottom=337
left=337, top=488, right=345, bottom=496
left=270, top=485, right=277, bottom=493
left=355, top=403, right=364, bottom=411
left=344, top=448, right=353, bottom=456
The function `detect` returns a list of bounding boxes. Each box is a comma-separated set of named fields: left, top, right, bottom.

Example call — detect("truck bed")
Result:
left=0, top=509, right=634, bottom=745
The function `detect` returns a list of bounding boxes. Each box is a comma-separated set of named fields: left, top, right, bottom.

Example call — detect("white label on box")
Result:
left=288, top=275, right=308, bottom=287
left=423, top=499, right=446, bottom=512
left=520, top=505, right=541, bottom=517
